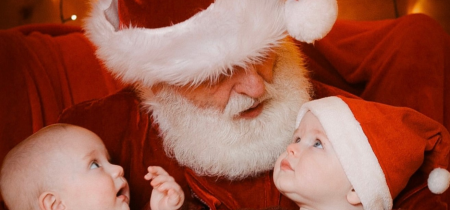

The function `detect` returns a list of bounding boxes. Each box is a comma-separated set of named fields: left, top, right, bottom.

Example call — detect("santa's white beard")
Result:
left=141, top=42, right=311, bottom=180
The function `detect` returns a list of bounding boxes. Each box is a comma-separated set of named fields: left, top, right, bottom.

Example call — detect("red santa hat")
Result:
left=84, top=0, right=338, bottom=87
left=295, top=96, right=450, bottom=210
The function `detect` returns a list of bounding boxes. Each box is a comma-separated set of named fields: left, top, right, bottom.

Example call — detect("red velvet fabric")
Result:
left=0, top=24, right=123, bottom=209
left=301, top=14, right=450, bottom=130
left=1, top=14, right=449, bottom=210
left=119, top=0, right=214, bottom=29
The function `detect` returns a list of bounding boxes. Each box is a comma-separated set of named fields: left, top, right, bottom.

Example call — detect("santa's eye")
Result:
left=313, top=140, right=323, bottom=149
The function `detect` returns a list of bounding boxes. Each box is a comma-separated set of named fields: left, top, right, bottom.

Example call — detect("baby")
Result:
left=273, top=96, right=450, bottom=210
left=0, top=123, right=183, bottom=210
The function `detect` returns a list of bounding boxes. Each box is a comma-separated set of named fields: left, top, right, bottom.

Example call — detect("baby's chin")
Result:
left=116, top=199, right=130, bottom=210
left=122, top=204, right=130, bottom=210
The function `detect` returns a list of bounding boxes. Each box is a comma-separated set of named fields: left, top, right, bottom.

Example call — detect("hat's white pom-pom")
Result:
left=284, top=0, right=338, bottom=43
left=428, top=168, right=450, bottom=194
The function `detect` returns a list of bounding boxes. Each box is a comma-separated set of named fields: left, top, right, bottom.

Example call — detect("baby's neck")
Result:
left=298, top=202, right=364, bottom=210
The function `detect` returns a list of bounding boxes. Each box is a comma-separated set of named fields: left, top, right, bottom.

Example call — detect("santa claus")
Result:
left=59, top=0, right=450, bottom=209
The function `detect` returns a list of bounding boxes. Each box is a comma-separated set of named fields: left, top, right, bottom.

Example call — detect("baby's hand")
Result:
left=145, top=166, right=184, bottom=210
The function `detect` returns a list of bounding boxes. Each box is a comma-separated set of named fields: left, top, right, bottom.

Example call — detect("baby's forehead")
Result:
left=31, top=125, right=105, bottom=157
left=45, top=125, right=101, bottom=144
left=38, top=136, right=108, bottom=172
left=296, top=112, right=319, bottom=129
left=2, top=125, right=107, bottom=185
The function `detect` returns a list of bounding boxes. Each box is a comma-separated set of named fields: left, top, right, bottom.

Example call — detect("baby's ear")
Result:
left=39, top=192, right=65, bottom=210
left=346, top=188, right=361, bottom=205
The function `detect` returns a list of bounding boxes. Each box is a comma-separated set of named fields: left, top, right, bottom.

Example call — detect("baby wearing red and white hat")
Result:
left=273, top=96, right=450, bottom=210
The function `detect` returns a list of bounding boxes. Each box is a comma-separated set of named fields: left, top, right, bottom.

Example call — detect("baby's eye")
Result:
left=90, top=161, right=100, bottom=169
left=313, top=140, right=323, bottom=149
left=294, top=138, right=301, bottom=143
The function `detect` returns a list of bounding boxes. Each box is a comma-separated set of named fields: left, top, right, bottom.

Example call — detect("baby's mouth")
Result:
left=280, top=159, right=293, bottom=171
left=117, top=181, right=130, bottom=204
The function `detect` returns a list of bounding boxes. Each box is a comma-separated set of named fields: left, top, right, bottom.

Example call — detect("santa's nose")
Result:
left=231, top=53, right=275, bottom=99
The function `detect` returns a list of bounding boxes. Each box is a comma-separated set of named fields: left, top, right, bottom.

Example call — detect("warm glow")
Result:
left=71, top=15, right=77, bottom=21
left=410, top=0, right=424, bottom=14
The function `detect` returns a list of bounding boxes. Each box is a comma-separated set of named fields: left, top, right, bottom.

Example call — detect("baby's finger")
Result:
left=144, top=172, right=154, bottom=180
left=147, top=166, right=169, bottom=175
left=150, top=174, right=174, bottom=188
left=145, top=166, right=169, bottom=180
left=153, top=181, right=181, bottom=194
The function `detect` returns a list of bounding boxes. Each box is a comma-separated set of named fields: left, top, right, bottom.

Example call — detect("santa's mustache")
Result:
left=224, top=92, right=271, bottom=118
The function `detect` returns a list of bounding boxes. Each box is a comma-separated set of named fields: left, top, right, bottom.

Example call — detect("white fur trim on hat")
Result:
left=296, top=96, right=392, bottom=210
left=428, top=168, right=450, bottom=194
left=285, top=0, right=338, bottom=43
left=85, top=0, right=287, bottom=87
left=85, top=0, right=337, bottom=87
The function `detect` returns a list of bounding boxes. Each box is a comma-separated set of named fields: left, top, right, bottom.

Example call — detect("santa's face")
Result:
left=142, top=40, right=312, bottom=179
left=151, top=50, right=278, bottom=119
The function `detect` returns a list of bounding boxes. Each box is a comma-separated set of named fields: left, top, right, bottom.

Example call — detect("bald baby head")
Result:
left=0, top=124, right=101, bottom=210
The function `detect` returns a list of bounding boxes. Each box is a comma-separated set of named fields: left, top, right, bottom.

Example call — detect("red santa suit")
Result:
left=58, top=0, right=450, bottom=209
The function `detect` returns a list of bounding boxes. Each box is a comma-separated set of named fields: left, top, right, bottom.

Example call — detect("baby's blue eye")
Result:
left=313, top=140, right=323, bottom=149
left=90, top=161, right=100, bottom=169
left=295, top=138, right=301, bottom=143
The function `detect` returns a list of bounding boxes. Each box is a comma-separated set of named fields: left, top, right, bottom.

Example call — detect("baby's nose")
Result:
left=112, top=164, right=124, bottom=177
left=287, top=143, right=299, bottom=156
